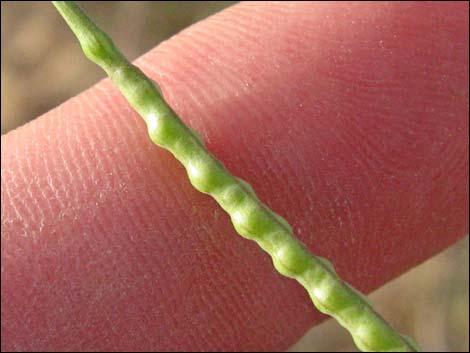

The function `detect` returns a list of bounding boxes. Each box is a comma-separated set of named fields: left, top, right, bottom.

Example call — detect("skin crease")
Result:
left=1, top=1, right=468, bottom=352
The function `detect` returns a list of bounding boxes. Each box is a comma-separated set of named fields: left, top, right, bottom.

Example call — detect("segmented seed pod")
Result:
left=52, top=2, right=420, bottom=351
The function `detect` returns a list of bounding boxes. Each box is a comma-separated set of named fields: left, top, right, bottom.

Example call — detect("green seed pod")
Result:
left=51, top=2, right=420, bottom=351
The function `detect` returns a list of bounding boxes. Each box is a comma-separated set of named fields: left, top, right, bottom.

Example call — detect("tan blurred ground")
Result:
left=1, top=2, right=469, bottom=351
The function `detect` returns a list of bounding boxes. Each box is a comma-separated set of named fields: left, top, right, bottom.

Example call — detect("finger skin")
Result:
left=1, top=1, right=468, bottom=351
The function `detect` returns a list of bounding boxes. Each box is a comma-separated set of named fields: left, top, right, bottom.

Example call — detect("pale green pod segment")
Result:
left=52, top=2, right=419, bottom=352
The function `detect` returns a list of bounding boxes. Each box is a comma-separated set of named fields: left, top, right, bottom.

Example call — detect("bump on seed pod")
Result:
left=231, top=202, right=279, bottom=239
left=81, top=31, right=118, bottom=67
left=187, top=158, right=228, bottom=194
left=231, top=207, right=257, bottom=239
left=216, top=178, right=259, bottom=210
left=258, top=230, right=289, bottom=254
left=217, top=183, right=247, bottom=210
left=310, top=274, right=351, bottom=314
left=350, top=316, right=404, bottom=353
left=147, top=113, right=182, bottom=148
left=272, top=241, right=311, bottom=278
left=352, top=323, right=380, bottom=352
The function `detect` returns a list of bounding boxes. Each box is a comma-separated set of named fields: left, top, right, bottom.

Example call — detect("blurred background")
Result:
left=1, top=2, right=468, bottom=351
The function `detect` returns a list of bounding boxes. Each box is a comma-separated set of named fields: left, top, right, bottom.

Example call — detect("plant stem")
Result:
left=51, top=1, right=419, bottom=351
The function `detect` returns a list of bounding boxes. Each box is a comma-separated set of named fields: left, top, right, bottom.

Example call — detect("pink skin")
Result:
left=1, top=2, right=468, bottom=351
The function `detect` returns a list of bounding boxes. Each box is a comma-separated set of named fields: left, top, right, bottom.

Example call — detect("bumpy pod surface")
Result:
left=52, top=2, right=419, bottom=351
